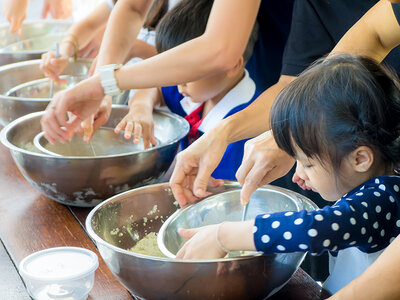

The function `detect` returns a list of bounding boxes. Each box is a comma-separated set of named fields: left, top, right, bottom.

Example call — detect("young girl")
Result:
left=176, top=55, right=400, bottom=294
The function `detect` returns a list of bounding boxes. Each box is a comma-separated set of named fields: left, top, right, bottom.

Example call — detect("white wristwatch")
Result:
left=98, top=64, right=122, bottom=96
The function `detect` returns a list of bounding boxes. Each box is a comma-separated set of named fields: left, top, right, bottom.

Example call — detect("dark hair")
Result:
left=155, top=0, right=257, bottom=62
left=271, top=55, right=400, bottom=173
left=143, top=0, right=169, bottom=30
left=112, top=0, right=168, bottom=30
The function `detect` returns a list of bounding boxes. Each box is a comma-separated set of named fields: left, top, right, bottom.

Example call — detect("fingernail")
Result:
left=83, top=135, right=88, bottom=142
left=195, top=189, right=203, bottom=196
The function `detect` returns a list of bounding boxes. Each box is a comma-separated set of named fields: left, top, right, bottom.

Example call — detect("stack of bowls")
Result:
left=86, top=182, right=318, bottom=299
left=1, top=107, right=189, bottom=207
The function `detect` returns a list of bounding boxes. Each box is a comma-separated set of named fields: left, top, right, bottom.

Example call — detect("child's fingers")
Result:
left=124, top=121, right=134, bottom=139
left=133, top=122, right=142, bottom=144
left=114, top=120, right=126, bottom=134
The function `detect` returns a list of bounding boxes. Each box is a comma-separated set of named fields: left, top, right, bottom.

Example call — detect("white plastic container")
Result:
left=19, top=247, right=99, bottom=300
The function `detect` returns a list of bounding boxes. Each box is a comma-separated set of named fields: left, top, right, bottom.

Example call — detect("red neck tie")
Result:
left=184, top=103, right=205, bottom=144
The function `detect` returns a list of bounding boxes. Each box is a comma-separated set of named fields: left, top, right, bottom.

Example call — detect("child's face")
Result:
left=177, top=72, right=233, bottom=103
left=294, top=148, right=353, bottom=201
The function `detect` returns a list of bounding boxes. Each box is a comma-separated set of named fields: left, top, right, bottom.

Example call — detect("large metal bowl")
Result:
left=158, top=187, right=303, bottom=258
left=0, top=106, right=189, bottom=207
left=0, top=20, right=71, bottom=65
left=0, top=59, right=90, bottom=126
left=0, top=59, right=129, bottom=126
left=86, top=182, right=318, bottom=300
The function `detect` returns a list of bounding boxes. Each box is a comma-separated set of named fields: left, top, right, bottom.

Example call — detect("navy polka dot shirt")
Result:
left=253, top=176, right=400, bottom=255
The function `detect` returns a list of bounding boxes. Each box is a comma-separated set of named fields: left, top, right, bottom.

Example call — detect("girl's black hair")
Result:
left=143, top=0, right=169, bottom=30
left=271, top=55, right=400, bottom=173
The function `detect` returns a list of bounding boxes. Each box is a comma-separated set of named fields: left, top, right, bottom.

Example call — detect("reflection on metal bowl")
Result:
left=0, top=59, right=128, bottom=126
left=0, top=33, right=64, bottom=54
left=0, top=106, right=189, bottom=207
left=0, top=21, right=71, bottom=65
left=0, top=59, right=90, bottom=126
left=158, top=186, right=303, bottom=258
left=33, top=128, right=159, bottom=157
left=86, top=182, right=318, bottom=300
left=6, top=75, right=87, bottom=98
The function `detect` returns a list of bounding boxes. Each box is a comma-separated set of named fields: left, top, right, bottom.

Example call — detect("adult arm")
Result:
left=170, top=75, right=295, bottom=206
left=40, top=0, right=262, bottom=146
left=329, top=234, right=400, bottom=300
left=330, top=0, right=400, bottom=62
left=41, top=2, right=111, bottom=80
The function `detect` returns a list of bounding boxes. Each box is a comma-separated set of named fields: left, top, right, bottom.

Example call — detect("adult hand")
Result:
left=77, top=95, right=113, bottom=141
left=170, top=127, right=228, bottom=207
left=42, top=0, right=73, bottom=19
left=40, top=50, right=69, bottom=83
left=40, top=74, right=105, bottom=144
left=236, top=130, right=295, bottom=205
left=2, top=0, right=28, bottom=34
left=114, top=102, right=157, bottom=149
left=176, top=224, right=226, bottom=259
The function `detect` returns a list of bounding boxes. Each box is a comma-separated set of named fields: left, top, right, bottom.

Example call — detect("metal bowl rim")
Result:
left=0, top=20, right=72, bottom=55
left=0, top=106, right=189, bottom=159
left=85, top=182, right=269, bottom=264
left=158, top=184, right=305, bottom=258
left=0, top=33, right=66, bottom=55
left=85, top=182, right=314, bottom=263
left=0, top=58, right=92, bottom=102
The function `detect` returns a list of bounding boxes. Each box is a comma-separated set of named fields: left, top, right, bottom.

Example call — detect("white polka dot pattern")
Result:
left=252, top=176, right=400, bottom=256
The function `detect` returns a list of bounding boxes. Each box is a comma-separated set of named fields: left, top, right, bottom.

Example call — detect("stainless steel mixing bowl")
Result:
left=0, top=59, right=89, bottom=126
left=0, top=106, right=189, bottom=207
left=0, top=21, right=71, bottom=65
left=0, top=59, right=128, bottom=126
left=158, top=186, right=303, bottom=258
left=33, top=128, right=155, bottom=157
left=86, top=182, right=318, bottom=300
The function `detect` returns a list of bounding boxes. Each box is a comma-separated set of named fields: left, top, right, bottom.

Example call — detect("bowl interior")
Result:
left=159, top=187, right=303, bottom=257
left=3, top=107, right=188, bottom=156
left=34, top=128, right=160, bottom=157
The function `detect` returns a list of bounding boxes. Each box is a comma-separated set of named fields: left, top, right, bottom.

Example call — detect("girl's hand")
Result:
left=114, top=103, right=157, bottom=149
left=2, top=0, right=28, bottom=34
left=42, top=0, right=73, bottom=19
left=176, top=224, right=227, bottom=259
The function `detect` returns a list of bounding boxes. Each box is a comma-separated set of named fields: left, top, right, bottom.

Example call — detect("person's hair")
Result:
left=155, top=0, right=258, bottom=62
left=144, top=0, right=169, bottom=30
left=112, top=0, right=168, bottom=30
left=271, top=55, right=400, bottom=174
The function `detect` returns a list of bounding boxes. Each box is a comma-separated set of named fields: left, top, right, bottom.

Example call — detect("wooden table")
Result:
left=0, top=143, right=331, bottom=300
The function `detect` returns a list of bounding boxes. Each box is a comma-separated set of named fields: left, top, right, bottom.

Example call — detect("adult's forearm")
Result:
left=111, top=0, right=260, bottom=88
left=220, top=76, right=296, bottom=144
left=97, top=0, right=153, bottom=67
left=65, top=2, right=110, bottom=51
left=330, top=0, right=400, bottom=62
left=330, top=235, right=400, bottom=300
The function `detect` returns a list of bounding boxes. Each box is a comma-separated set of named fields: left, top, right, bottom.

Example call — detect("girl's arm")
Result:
left=330, top=0, right=400, bottom=62
left=177, top=185, right=400, bottom=259
left=329, top=234, right=400, bottom=300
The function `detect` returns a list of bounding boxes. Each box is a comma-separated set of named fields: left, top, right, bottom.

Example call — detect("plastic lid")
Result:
left=19, top=247, right=99, bottom=282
